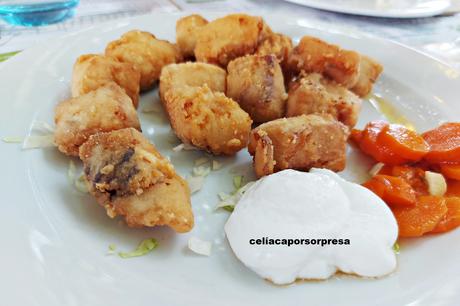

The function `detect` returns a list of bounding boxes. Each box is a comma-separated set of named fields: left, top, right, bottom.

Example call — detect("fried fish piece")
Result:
left=351, top=55, right=383, bottom=97
left=256, top=32, right=293, bottom=67
left=286, top=73, right=362, bottom=128
left=176, top=14, right=208, bottom=59
left=248, top=114, right=349, bottom=178
left=79, top=128, right=193, bottom=233
left=54, top=83, right=140, bottom=156
left=287, top=36, right=361, bottom=88
left=105, top=30, right=182, bottom=91
left=226, top=54, right=287, bottom=123
left=194, top=14, right=272, bottom=67
left=163, top=84, right=252, bottom=155
left=159, top=62, right=226, bottom=102
left=71, top=54, right=140, bottom=108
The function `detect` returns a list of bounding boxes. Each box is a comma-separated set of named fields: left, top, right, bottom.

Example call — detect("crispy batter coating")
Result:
left=163, top=84, right=252, bottom=155
left=194, top=14, right=272, bottom=67
left=54, top=83, right=140, bottom=156
left=176, top=14, right=208, bottom=59
left=71, top=54, right=141, bottom=108
left=248, top=114, right=349, bottom=178
left=159, top=62, right=226, bottom=102
left=226, top=54, right=287, bottom=123
left=351, top=55, right=383, bottom=97
left=287, top=36, right=361, bottom=88
left=105, top=30, right=182, bottom=91
left=79, top=128, right=193, bottom=233
left=256, top=32, right=293, bottom=67
left=286, top=73, right=362, bottom=128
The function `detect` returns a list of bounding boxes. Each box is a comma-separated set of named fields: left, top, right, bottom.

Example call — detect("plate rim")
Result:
left=283, top=0, right=451, bottom=18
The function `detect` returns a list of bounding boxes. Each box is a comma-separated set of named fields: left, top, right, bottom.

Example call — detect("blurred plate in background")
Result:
left=283, top=0, right=451, bottom=18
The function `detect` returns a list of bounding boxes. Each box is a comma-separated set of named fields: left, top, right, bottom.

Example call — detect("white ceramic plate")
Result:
left=284, top=0, right=451, bottom=18
left=1, top=12, right=460, bottom=306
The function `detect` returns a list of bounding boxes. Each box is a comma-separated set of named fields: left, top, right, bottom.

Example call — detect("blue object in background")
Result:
left=0, top=0, right=79, bottom=26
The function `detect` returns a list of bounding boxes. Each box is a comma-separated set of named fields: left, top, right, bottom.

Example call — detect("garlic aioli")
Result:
left=224, top=169, right=398, bottom=285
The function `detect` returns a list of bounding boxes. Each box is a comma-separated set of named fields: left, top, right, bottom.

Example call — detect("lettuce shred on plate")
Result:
left=212, top=160, right=222, bottom=171
left=2, top=136, right=23, bottom=143
left=188, top=236, right=212, bottom=256
left=216, top=177, right=255, bottom=212
left=172, top=142, right=198, bottom=152
left=68, top=160, right=89, bottom=193
left=393, top=242, right=400, bottom=254
left=193, top=165, right=211, bottom=177
left=194, top=156, right=209, bottom=166
left=186, top=175, right=205, bottom=194
left=22, top=135, right=55, bottom=149
left=118, top=238, right=158, bottom=259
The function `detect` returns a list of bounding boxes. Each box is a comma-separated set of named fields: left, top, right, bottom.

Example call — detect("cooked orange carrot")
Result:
left=446, top=179, right=460, bottom=197
left=350, top=129, right=363, bottom=144
left=392, top=196, right=447, bottom=237
left=360, top=121, right=408, bottom=165
left=390, top=165, right=428, bottom=196
left=378, top=124, right=429, bottom=161
left=440, top=163, right=460, bottom=180
left=422, top=123, right=460, bottom=163
left=431, top=197, right=460, bottom=233
left=363, top=174, right=416, bottom=207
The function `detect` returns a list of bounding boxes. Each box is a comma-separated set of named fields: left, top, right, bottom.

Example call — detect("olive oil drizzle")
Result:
left=368, top=94, right=416, bottom=131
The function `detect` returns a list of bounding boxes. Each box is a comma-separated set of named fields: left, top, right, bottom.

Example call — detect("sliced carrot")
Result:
left=360, top=121, right=408, bottom=165
left=378, top=124, right=429, bottom=161
left=360, top=120, right=388, bottom=155
left=431, top=197, right=460, bottom=233
left=376, top=164, right=393, bottom=175
left=422, top=123, right=460, bottom=163
left=446, top=179, right=460, bottom=197
left=390, top=165, right=428, bottom=196
left=362, top=177, right=386, bottom=198
left=363, top=175, right=416, bottom=207
left=392, top=196, right=447, bottom=237
left=440, top=163, right=460, bottom=180
left=350, top=129, right=363, bottom=144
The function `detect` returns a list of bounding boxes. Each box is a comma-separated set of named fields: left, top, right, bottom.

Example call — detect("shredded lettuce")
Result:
left=212, top=160, right=222, bottom=171
left=393, top=242, right=400, bottom=254
left=107, top=243, right=117, bottom=255
left=186, top=175, right=205, bottom=194
left=2, top=136, right=23, bottom=143
left=31, top=121, right=54, bottom=133
left=216, top=181, right=255, bottom=212
left=75, top=174, right=89, bottom=193
left=193, top=165, right=211, bottom=177
left=118, top=238, right=158, bottom=258
left=369, top=162, right=384, bottom=177
left=188, top=236, right=212, bottom=256
left=22, top=135, right=55, bottom=149
left=172, top=142, right=198, bottom=152
left=233, top=175, right=243, bottom=189
left=67, top=160, right=77, bottom=184
left=194, top=157, right=210, bottom=166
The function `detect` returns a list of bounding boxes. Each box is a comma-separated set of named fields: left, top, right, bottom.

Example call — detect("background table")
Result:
left=1, top=0, right=460, bottom=69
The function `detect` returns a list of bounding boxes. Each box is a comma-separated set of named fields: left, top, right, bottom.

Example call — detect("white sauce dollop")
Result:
left=224, top=169, right=398, bottom=285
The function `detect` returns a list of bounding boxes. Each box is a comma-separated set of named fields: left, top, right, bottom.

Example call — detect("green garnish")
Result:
left=233, top=175, right=243, bottom=189
left=118, top=238, right=158, bottom=258
left=222, top=205, right=235, bottom=212
left=0, top=51, right=20, bottom=63
left=393, top=242, right=400, bottom=254
left=2, top=136, right=23, bottom=143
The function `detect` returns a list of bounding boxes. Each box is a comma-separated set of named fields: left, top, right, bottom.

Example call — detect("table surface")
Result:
left=0, top=0, right=460, bottom=69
